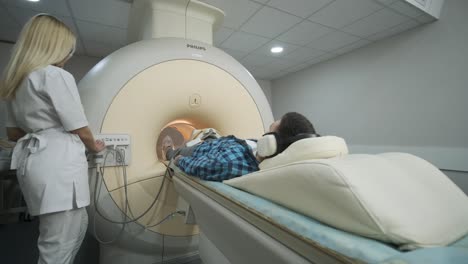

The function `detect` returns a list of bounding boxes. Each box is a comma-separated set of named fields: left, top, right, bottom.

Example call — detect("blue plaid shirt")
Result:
left=177, top=136, right=259, bottom=181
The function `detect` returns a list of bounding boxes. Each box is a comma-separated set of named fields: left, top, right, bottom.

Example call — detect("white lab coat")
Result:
left=6, top=65, right=90, bottom=216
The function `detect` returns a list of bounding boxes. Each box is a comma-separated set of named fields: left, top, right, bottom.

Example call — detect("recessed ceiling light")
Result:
left=27, top=0, right=40, bottom=2
left=271, top=46, right=284, bottom=54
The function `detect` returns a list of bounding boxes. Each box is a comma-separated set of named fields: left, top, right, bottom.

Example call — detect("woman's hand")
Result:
left=93, top=140, right=106, bottom=153
left=71, top=126, right=105, bottom=153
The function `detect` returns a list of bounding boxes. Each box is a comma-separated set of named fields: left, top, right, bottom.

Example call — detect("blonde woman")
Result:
left=0, top=14, right=105, bottom=264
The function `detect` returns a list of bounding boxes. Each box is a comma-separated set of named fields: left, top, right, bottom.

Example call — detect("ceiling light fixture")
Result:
left=271, top=46, right=284, bottom=54
left=27, top=0, right=40, bottom=2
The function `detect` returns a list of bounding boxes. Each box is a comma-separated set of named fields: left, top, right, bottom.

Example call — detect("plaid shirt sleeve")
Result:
left=177, top=136, right=259, bottom=181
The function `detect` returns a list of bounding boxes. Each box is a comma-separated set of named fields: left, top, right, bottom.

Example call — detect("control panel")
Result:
left=89, top=134, right=131, bottom=168
left=96, top=134, right=131, bottom=146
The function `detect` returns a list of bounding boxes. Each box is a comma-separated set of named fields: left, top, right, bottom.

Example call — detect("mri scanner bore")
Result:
left=89, top=105, right=297, bottom=239
left=88, top=111, right=318, bottom=242
left=161, top=112, right=318, bottom=182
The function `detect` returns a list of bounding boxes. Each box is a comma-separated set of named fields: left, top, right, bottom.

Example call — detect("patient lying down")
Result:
left=163, top=112, right=319, bottom=181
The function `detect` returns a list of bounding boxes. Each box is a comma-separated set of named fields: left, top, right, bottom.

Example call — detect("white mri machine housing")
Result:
left=78, top=37, right=273, bottom=263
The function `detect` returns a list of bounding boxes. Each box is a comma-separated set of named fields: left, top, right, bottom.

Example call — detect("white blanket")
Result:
left=225, top=137, right=468, bottom=249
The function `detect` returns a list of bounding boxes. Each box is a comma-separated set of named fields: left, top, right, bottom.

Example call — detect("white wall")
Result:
left=0, top=42, right=13, bottom=138
left=0, top=42, right=12, bottom=69
left=0, top=42, right=101, bottom=137
left=256, top=79, right=273, bottom=109
left=65, top=55, right=103, bottom=82
left=271, top=0, right=468, bottom=188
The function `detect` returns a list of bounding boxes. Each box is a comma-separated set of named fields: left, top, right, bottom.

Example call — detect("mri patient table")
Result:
left=173, top=171, right=468, bottom=264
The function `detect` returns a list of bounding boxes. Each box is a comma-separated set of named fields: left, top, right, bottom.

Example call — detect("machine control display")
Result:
left=96, top=134, right=131, bottom=146
left=90, top=134, right=131, bottom=167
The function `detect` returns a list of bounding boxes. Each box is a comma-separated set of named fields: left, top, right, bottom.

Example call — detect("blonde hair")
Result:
left=0, top=14, right=76, bottom=99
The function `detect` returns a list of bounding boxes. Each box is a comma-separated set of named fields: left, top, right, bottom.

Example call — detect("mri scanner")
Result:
left=80, top=37, right=275, bottom=263
left=79, top=36, right=275, bottom=263
left=78, top=1, right=273, bottom=262
left=77, top=1, right=468, bottom=263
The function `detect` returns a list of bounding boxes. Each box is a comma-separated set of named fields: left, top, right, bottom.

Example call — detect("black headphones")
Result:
left=257, top=132, right=319, bottom=158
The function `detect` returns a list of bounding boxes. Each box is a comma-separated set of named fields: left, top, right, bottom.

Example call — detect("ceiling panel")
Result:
left=390, top=1, right=424, bottom=18
left=0, top=0, right=439, bottom=80
left=199, top=0, right=262, bottom=29
left=283, top=62, right=310, bottom=74
left=367, top=19, right=419, bottom=41
left=342, top=8, right=409, bottom=37
left=249, top=67, right=275, bottom=80
left=213, top=26, right=234, bottom=46
left=240, top=6, right=302, bottom=38
left=252, top=40, right=301, bottom=57
left=375, top=0, right=398, bottom=5
left=266, top=0, right=333, bottom=18
left=221, top=31, right=270, bottom=53
left=5, top=6, right=78, bottom=35
left=263, top=57, right=300, bottom=72
left=76, top=20, right=127, bottom=46
left=415, top=14, right=436, bottom=23
left=305, top=52, right=339, bottom=65
left=223, top=48, right=249, bottom=60
left=83, top=40, right=121, bottom=58
left=283, top=46, right=326, bottom=63
left=242, top=63, right=256, bottom=73
left=5, top=5, right=40, bottom=26
left=3, top=0, right=71, bottom=17
left=272, top=70, right=292, bottom=80
left=0, top=6, right=20, bottom=42
left=68, top=0, right=131, bottom=29
left=307, top=30, right=361, bottom=52
left=332, top=39, right=371, bottom=55
left=308, top=0, right=384, bottom=29
left=277, top=20, right=334, bottom=46
left=240, top=53, right=277, bottom=68
left=261, top=64, right=290, bottom=75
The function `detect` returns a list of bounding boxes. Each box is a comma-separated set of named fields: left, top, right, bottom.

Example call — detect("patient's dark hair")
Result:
left=277, top=112, right=317, bottom=153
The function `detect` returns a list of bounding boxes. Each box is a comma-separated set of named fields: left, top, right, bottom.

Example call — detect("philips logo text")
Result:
left=187, top=44, right=206, bottom=51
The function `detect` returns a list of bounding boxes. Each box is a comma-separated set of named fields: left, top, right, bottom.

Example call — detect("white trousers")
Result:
left=37, top=207, right=88, bottom=264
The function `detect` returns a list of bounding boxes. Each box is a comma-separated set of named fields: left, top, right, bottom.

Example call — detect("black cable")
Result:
left=92, top=147, right=183, bottom=245
left=93, top=149, right=128, bottom=244
left=93, top=148, right=169, bottom=224
left=146, top=211, right=185, bottom=228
